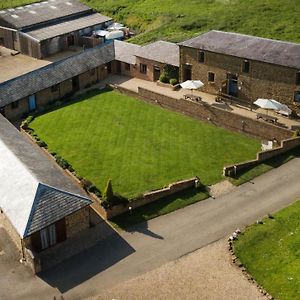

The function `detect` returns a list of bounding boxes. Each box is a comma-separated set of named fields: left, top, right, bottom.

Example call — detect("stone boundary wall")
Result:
left=223, top=137, right=300, bottom=177
left=137, top=87, right=293, bottom=141
left=97, top=177, right=198, bottom=220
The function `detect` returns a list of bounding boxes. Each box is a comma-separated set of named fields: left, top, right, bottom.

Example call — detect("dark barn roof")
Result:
left=0, top=0, right=92, bottom=30
left=137, top=41, right=180, bottom=67
left=0, top=43, right=115, bottom=107
left=24, top=13, right=112, bottom=41
left=179, top=30, right=300, bottom=70
left=114, top=40, right=141, bottom=65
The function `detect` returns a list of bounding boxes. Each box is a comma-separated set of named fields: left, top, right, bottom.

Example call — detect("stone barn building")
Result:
left=0, top=114, right=94, bottom=273
left=0, top=0, right=112, bottom=58
left=179, top=30, right=300, bottom=110
left=0, top=42, right=115, bottom=121
left=135, top=41, right=179, bottom=82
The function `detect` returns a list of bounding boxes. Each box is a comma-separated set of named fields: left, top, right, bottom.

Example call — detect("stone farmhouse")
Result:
left=0, top=0, right=300, bottom=274
left=0, top=0, right=112, bottom=58
left=0, top=114, right=92, bottom=273
left=179, top=30, right=300, bottom=110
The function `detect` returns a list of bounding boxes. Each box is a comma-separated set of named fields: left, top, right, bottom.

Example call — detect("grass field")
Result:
left=30, top=89, right=260, bottom=198
left=3, top=1, right=300, bottom=44
left=234, top=201, right=300, bottom=300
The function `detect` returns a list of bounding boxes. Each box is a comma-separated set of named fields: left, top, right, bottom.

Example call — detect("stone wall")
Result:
left=65, top=206, right=90, bottom=239
left=223, top=137, right=300, bottom=176
left=99, top=177, right=198, bottom=219
left=138, top=87, right=293, bottom=141
left=179, top=46, right=300, bottom=110
left=135, top=57, right=164, bottom=81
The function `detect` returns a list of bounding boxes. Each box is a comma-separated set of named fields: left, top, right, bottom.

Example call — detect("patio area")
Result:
left=98, top=75, right=300, bottom=130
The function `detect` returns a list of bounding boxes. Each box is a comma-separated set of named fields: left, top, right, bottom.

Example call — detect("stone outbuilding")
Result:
left=0, top=0, right=112, bottom=58
left=135, top=41, right=179, bottom=82
left=179, top=30, right=300, bottom=110
left=0, top=115, right=93, bottom=273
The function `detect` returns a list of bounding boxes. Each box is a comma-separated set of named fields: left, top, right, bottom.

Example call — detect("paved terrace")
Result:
left=99, top=75, right=300, bottom=130
left=0, top=46, right=82, bottom=84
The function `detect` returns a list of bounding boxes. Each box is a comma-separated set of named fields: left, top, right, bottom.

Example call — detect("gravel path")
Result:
left=92, top=239, right=266, bottom=300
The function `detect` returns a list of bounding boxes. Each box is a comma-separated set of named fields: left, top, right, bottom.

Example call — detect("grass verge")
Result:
left=229, top=147, right=300, bottom=186
left=110, top=186, right=209, bottom=229
left=234, top=200, right=300, bottom=300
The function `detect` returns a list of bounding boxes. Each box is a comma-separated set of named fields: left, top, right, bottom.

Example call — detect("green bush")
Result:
left=101, top=179, right=129, bottom=208
left=80, top=178, right=93, bottom=191
left=159, top=72, right=169, bottom=83
left=88, top=184, right=102, bottom=197
left=55, top=155, right=70, bottom=170
left=169, top=78, right=178, bottom=86
left=37, top=140, right=47, bottom=148
left=292, top=129, right=300, bottom=137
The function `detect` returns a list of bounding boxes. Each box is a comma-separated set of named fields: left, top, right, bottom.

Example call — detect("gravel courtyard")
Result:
left=92, top=238, right=267, bottom=300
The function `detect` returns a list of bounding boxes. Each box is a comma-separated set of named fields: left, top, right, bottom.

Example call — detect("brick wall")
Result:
left=135, top=57, right=164, bottom=81
left=65, top=206, right=90, bottom=239
left=138, top=87, right=293, bottom=141
left=4, top=96, right=28, bottom=121
left=78, top=69, right=98, bottom=90
left=223, top=137, right=300, bottom=176
left=98, top=177, right=198, bottom=219
left=180, top=46, right=300, bottom=110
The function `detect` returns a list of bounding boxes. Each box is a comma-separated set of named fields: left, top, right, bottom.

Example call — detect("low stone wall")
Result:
left=138, top=87, right=293, bottom=141
left=99, top=177, right=199, bottom=220
left=223, top=137, right=300, bottom=177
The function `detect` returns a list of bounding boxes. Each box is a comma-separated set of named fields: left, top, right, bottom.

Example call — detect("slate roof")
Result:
left=136, top=41, right=179, bottom=67
left=0, top=115, right=91, bottom=238
left=0, top=42, right=115, bottom=107
left=0, top=0, right=92, bottom=30
left=114, top=40, right=141, bottom=65
left=179, top=30, right=300, bottom=70
left=24, top=13, right=112, bottom=41
left=24, top=184, right=90, bottom=237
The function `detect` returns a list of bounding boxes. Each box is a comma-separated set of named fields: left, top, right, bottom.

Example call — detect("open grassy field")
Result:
left=234, top=200, right=300, bottom=300
left=3, top=1, right=300, bottom=44
left=30, top=89, right=260, bottom=198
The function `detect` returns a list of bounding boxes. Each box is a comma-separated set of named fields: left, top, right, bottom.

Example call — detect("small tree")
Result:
left=103, top=178, right=114, bottom=204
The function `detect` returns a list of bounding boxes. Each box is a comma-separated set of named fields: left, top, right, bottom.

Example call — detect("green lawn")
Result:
left=3, top=1, right=300, bottom=44
left=234, top=201, right=300, bottom=300
left=30, top=89, right=260, bottom=198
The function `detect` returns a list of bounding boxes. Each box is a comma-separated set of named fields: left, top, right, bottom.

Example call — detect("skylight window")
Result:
left=16, top=7, right=25, bottom=10
left=7, top=8, right=15, bottom=12
left=11, top=14, right=19, bottom=19
left=0, top=11, right=6, bottom=14
left=29, top=10, right=37, bottom=14
left=66, top=2, right=73, bottom=5
left=50, top=5, right=57, bottom=9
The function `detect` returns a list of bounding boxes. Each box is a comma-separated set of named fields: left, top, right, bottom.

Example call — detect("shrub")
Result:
left=37, top=140, right=47, bottom=148
left=55, top=155, right=70, bottom=169
left=103, top=178, right=114, bottom=203
left=159, top=73, right=169, bottom=83
left=80, top=178, right=93, bottom=191
left=88, top=184, right=102, bottom=197
left=292, top=129, right=300, bottom=137
left=101, top=179, right=129, bottom=208
left=169, top=78, right=178, bottom=86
